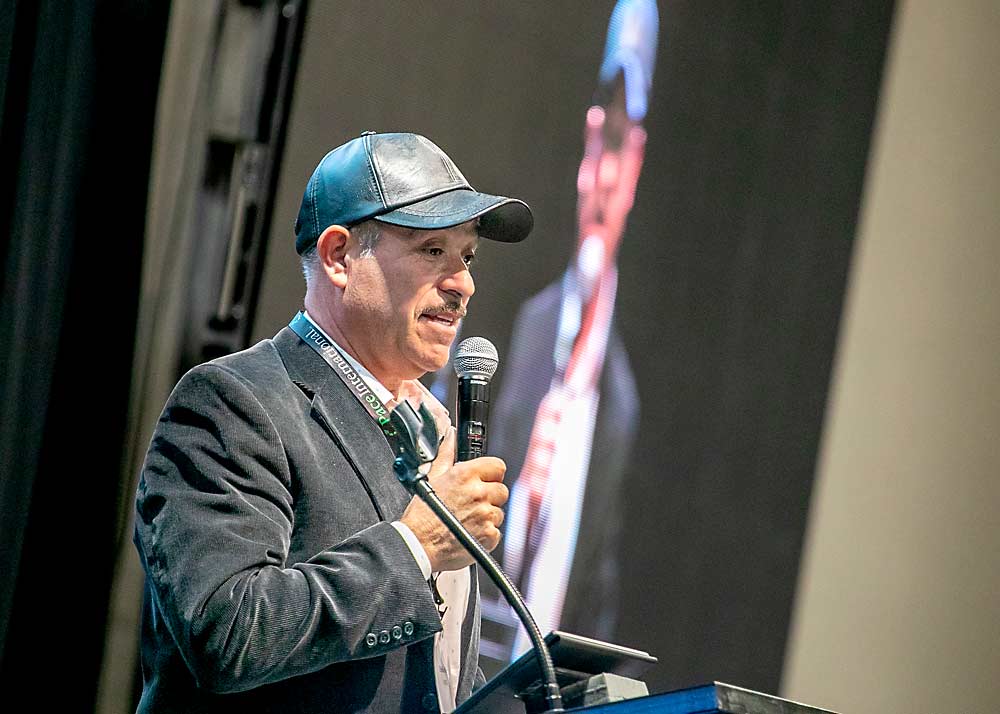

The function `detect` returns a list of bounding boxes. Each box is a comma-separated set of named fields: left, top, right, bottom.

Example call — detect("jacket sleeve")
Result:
left=133, top=363, right=442, bottom=693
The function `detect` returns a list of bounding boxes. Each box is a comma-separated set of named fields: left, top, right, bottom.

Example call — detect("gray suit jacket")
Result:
left=134, top=326, right=482, bottom=713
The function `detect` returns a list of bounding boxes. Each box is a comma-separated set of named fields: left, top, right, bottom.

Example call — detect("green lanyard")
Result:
left=288, top=311, right=399, bottom=442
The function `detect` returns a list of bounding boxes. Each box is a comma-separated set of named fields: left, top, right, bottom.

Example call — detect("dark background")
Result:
left=254, top=0, right=895, bottom=693
left=0, top=0, right=895, bottom=709
left=0, top=0, right=169, bottom=706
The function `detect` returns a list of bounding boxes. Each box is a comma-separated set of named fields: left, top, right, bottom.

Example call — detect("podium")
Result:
left=455, top=632, right=836, bottom=714
left=569, top=682, right=838, bottom=714
left=458, top=680, right=837, bottom=714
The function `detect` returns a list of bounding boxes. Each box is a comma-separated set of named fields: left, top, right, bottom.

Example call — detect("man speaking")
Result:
left=132, top=132, right=532, bottom=713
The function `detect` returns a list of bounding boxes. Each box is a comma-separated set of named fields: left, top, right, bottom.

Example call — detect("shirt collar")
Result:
left=303, top=311, right=395, bottom=405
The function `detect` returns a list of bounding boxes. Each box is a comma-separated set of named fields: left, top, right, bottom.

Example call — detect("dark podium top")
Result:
left=576, top=681, right=838, bottom=714
left=455, top=630, right=836, bottom=714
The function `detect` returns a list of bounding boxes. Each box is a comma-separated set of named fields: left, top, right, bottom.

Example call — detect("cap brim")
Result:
left=374, top=189, right=533, bottom=243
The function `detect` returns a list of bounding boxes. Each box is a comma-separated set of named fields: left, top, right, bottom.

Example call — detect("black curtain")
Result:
left=0, top=0, right=169, bottom=709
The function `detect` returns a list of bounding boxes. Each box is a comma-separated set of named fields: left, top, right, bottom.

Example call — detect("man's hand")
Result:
left=399, top=427, right=509, bottom=572
left=396, top=378, right=451, bottom=435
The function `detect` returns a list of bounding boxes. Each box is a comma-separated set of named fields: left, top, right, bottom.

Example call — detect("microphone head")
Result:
left=453, top=337, right=499, bottom=381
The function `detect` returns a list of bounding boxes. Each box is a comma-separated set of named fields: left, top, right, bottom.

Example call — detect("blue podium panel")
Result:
left=577, top=682, right=837, bottom=714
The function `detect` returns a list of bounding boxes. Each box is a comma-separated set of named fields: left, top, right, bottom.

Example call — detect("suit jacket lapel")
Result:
left=273, top=326, right=411, bottom=520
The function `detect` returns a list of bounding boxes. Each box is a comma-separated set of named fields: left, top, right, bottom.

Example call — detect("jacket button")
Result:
left=365, top=633, right=377, bottom=647
left=422, top=692, right=438, bottom=711
left=379, top=629, right=391, bottom=644
left=392, top=625, right=403, bottom=640
left=403, top=621, right=415, bottom=636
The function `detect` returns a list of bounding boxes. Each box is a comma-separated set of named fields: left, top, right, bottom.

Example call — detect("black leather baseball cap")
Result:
left=294, top=131, right=533, bottom=254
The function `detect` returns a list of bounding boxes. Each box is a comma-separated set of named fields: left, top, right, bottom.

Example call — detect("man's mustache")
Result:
left=421, top=302, right=466, bottom=319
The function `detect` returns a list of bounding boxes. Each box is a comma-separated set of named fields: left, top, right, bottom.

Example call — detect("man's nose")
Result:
left=440, top=260, right=476, bottom=301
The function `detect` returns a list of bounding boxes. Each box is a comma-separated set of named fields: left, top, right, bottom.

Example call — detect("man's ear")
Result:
left=315, top=225, right=352, bottom=289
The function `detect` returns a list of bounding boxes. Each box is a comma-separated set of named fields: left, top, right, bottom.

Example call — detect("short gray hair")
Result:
left=300, top=220, right=382, bottom=284
left=353, top=220, right=382, bottom=255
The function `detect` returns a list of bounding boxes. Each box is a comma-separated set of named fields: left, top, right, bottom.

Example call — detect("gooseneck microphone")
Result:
left=453, top=336, right=498, bottom=462
left=390, top=337, right=564, bottom=712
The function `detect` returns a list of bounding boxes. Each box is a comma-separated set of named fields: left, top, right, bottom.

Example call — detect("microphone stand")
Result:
left=389, top=402, right=565, bottom=713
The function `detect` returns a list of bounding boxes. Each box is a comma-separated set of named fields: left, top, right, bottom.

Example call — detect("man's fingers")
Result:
left=428, top=427, right=456, bottom=478
left=478, top=523, right=502, bottom=552
left=485, top=482, right=509, bottom=507
left=440, top=424, right=456, bottom=455
left=399, top=378, right=451, bottom=435
left=472, top=456, right=506, bottom=483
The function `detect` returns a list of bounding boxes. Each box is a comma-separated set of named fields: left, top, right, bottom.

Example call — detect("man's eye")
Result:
left=463, top=253, right=476, bottom=266
left=424, top=247, right=444, bottom=257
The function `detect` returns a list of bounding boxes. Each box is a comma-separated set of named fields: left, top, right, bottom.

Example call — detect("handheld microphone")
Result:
left=453, top=337, right=498, bottom=462
left=394, top=340, right=564, bottom=712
